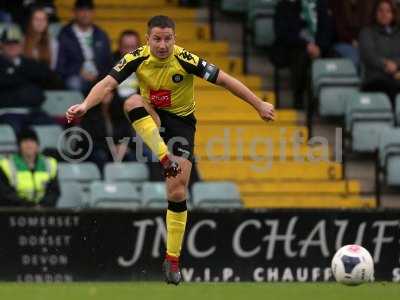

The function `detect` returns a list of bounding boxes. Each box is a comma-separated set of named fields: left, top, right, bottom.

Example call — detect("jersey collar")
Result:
left=148, top=47, right=175, bottom=65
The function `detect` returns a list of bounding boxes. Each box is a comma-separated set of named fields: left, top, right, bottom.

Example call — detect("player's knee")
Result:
left=123, top=94, right=143, bottom=112
left=167, top=186, right=187, bottom=202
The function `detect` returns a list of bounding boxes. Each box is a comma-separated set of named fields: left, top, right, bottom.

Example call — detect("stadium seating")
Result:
left=0, top=124, right=17, bottom=153
left=191, top=182, right=242, bottom=208
left=238, top=180, right=361, bottom=194
left=195, top=124, right=308, bottom=143
left=195, top=108, right=298, bottom=122
left=345, top=93, right=394, bottom=153
left=55, top=0, right=172, bottom=5
left=196, top=90, right=275, bottom=107
left=89, top=21, right=211, bottom=45
left=32, top=125, right=64, bottom=151
left=312, top=59, right=360, bottom=95
left=243, top=195, right=376, bottom=208
left=220, top=0, right=248, bottom=14
left=247, top=0, right=277, bottom=48
left=196, top=143, right=329, bottom=161
left=58, top=162, right=101, bottom=183
left=89, top=181, right=142, bottom=209
left=396, top=95, right=400, bottom=125
left=58, top=163, right=101, bottom=205
left=42, top=90, right=83, bottom=118
left=209, top=56, right=243, bottom=75
left=195, top=75, right=262, bottom=90
left=142, top=182, right=168, bottom=208
left=58, top=7, right=197, bottom=20
left=104, top=162, right=149, bottom=182
left=378, top=127, right=400, bottom=187
left=57, top=182, right=86, bottom=208
left=198, top=161, right=343, bottom=180
left=312, top=59, right=361, bottom=117
left=319, top=87, right=359, bottom=117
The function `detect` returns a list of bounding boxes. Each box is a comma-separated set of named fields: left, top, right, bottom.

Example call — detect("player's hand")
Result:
left=384, top=59, right=398, bottom=75
left=257, top=101, right=275, bottom=122
left=307, top=43, right=321, bottom=59
left=66, top=103, right=88, bottom=123
left=161, top=155, right=182, bottom=178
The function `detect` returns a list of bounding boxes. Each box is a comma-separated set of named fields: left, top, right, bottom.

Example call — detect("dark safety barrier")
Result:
left=0, top=209, right=399, bottom=282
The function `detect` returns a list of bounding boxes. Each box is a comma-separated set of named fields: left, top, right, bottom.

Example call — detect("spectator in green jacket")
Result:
left=0, top=127, right=59, bottom=207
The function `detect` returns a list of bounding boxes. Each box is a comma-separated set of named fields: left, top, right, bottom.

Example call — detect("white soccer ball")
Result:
left=331, top=244, right=375, bottom=285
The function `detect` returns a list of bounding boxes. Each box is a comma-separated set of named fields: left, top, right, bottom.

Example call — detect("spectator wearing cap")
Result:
left=56, top=0, right=112, bottom=95
left=360, top=0, right=400, bottom=106
left=0, top=127, right=59, bottom=207
left=0, top=25, right=60, bottom=133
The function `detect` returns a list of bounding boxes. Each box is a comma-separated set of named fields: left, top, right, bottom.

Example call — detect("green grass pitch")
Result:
left=0, top=282, right=399, bottom=300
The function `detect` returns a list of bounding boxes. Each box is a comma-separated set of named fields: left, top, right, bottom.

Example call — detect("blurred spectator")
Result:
left=56, top=0, right=112, bottom=95
left=0, top=1, right=58, bottom=30
left=0, top=127, right=59, bottom=207
left=112, top=30, right=141, bottom=62
left=80, top=29, right=141, bottom=170
left=0, top=10, right=12, bottom=23
left=0, top=25, right=60, bottom=132
left=330, top=0, right=375, bottom=69
left=23, top=7, right=58, bottom=69
left=273, top=0, right=335, bottom=109
left=113, top=30, right=141, bottom=98
left=80, top=94, right=136, bottom=171
left=360, top=0, right=400, bottom=106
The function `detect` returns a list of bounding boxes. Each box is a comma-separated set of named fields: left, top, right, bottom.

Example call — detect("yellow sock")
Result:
left=128, top=107, right=168, bottom=161
left=166, top=202, right=188, bottom=258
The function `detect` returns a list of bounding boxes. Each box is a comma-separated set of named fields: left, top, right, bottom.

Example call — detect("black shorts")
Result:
left=156, top=109, right=196, bottom=162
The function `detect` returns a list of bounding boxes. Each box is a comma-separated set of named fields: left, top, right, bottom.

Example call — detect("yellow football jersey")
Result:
left=109, top=45, right=219, bottom=116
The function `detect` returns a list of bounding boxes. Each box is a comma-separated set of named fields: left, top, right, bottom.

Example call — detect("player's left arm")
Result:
left=215, top=70, right=275, bottom=121
left=177, top=48, right=274, bottom=121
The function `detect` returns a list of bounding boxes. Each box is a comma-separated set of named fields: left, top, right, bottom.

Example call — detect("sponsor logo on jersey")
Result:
left=132, top=46, right=144, bottom=57
left=178, top=50, right=197, bottom=64
left=149, top=89, right=172, bottom=108
left=114, top=57, right=128, bottom=72
left=172, top=74, right=184, bottom=83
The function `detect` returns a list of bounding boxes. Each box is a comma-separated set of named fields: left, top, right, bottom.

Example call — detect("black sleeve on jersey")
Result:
left=108, top=55, right=148, bottom=83
left=176, top=56, right=220, bottom=84
left=199, top=59, right=220, bottom=83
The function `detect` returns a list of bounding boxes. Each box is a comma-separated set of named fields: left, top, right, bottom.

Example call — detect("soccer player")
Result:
left=66, top=15, right=275, bottom=285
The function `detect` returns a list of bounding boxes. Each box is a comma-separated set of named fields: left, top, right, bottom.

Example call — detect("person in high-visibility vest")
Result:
left=0, top=127, right=59, bottom=207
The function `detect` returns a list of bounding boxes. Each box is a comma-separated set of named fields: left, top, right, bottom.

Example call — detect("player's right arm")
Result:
left=66, top=47, right=148, bottom=123
left=66, top=75, right=118, bottom=123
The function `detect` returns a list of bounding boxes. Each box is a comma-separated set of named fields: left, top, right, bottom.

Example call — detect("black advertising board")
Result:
left=0, top=209, right=398, bottom=282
